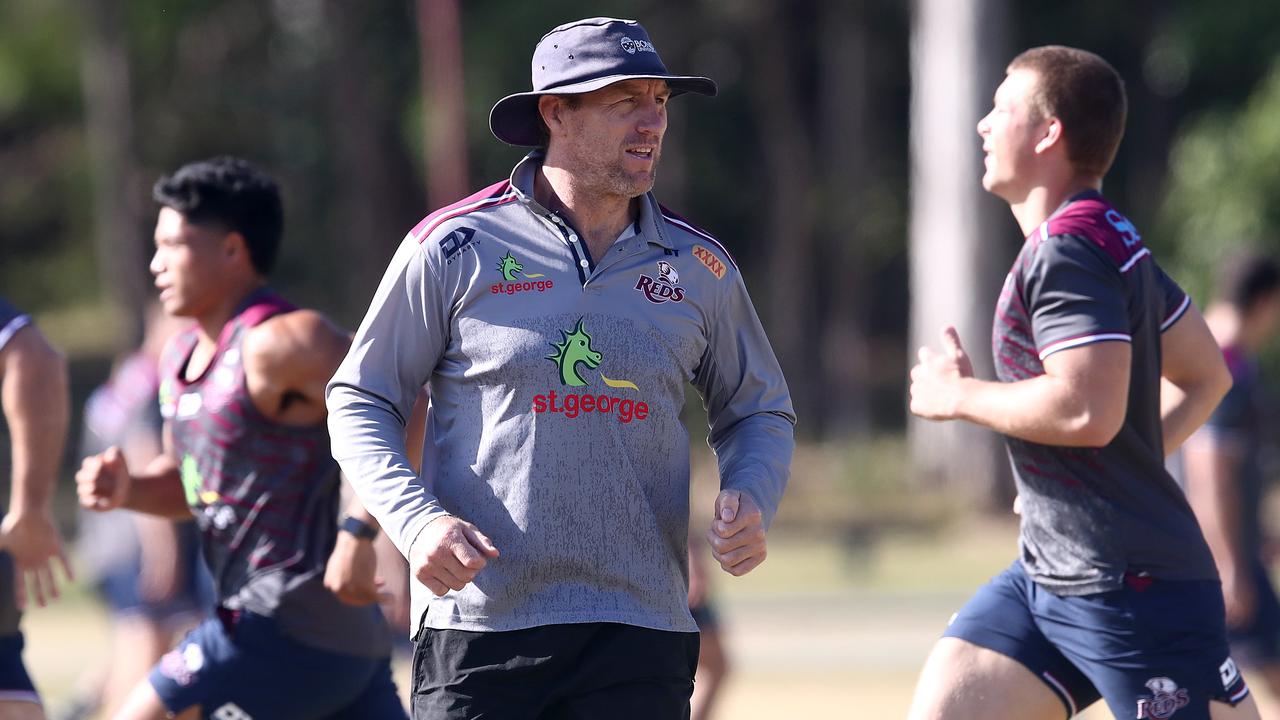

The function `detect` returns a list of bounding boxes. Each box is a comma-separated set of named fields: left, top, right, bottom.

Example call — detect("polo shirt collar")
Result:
left=508, top=151, right=674, bottom=251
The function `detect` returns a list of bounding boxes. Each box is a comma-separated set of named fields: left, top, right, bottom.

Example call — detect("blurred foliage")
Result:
left=3, top=0, right=1280, bottom=447
left=1156, top=61, right=1280, bottom=301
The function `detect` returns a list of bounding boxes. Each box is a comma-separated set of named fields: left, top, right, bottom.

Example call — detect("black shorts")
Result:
left=411, top=622, right=699, bottom=720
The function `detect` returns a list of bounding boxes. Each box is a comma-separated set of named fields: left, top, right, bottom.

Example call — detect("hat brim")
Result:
left=488, top=74, right=717, bottom=147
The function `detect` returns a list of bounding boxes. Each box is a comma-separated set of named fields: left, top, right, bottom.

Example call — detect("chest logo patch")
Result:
left=535, top=318, right=648, bottom=423
left=635, top=260, right=686, bottom=304
left=491, top=251, right=553, bottom=295
left=692, top=245, right=726, bottom=280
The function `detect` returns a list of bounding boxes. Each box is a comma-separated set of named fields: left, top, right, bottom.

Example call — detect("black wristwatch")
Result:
left=339, top=515, right=379, bottom=541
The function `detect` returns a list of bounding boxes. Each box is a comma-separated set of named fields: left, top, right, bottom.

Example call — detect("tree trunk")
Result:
left=325, top=0, right=424, bottom=314
left=908, top=0, right=1011, bottom=508
left=817, top=0, right=874, bottom=437
left=745, top=1, right=819, bottom=434
left=417, top=0, right=470, bottom=209
left=80, top=0, right=146, bottom=345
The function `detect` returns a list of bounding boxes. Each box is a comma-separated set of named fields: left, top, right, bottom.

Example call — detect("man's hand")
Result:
left=75, top=446, right=132, bottom=511
left=0, top=510, right=72, bottom=609
left=410, top=516, right=499, bottom=597
left=909, top=327, right=974, bottom=421
left=706, top=490, right=767, bottom=576
left=325, top=531, right=381, bottom=605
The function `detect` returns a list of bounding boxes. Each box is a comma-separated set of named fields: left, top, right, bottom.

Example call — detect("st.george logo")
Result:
left=535, top=318, right=648, bottom=423
left=491, top=250, right=552, bottom=295
left=635, top=260, right=685, bottom=304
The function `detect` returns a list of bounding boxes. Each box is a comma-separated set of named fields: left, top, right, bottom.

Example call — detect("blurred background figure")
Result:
left=1184, top=253, right=1280, bottom=712
left=689, top=539, right=730, bottom=720
left=0, top=296, right=72, bottom=720
left=57, top=303, right=211, bottom=720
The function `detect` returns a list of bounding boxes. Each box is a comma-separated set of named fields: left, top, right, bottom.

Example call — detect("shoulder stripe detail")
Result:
left=1161, top=294, right=1191, bottom=332
left=1229, top=685, right=1251, bottom=704
left=0, top=315, right=31, bottom=352
left=412, top=181, right=516, bottom=243
left=1118, top=247, right=1151, bottom=273
left=1038, top=333, right=1132, bottom=360
left=659, top=206, right=739, bottom=271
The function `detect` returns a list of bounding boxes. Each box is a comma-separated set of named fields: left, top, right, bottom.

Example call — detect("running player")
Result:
left=0, top=297, right=72, bottom=720
left=76, top=157, right=406, bottom=720
left=908, top=46, right=1257, bottom=719
left=1185, top=253, right=1280, bottom=704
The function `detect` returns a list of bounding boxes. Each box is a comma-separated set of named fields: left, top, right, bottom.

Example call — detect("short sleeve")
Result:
left=1024, top=235, right=1131, bottom=360
left=1154, top=263, right=1191, bottom=332
left=0, top=297, right=31, bottom=353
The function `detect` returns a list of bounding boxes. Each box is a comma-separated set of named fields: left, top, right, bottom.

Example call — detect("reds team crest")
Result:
left=1136, top=677, right=1190, bottom=719
left=634, top=260, right=685, bottom=304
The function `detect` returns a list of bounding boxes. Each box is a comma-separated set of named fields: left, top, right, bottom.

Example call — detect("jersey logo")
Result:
left=439, top=226, right=479, bottom=264
left=1105, top=209, right=1142, bottom=248
left=491, top=251, right=553, bottom=295
left=157, top=643, right=204, bottom=687
left=635, top=260, right=685, bottom=304
left=1136, top=677, right=1190, bottom=718
left=212, top=703, right=254, bottom=720
left=692, top=245, right=726, bottom=279
left=534, top=319, right=648, bottom=423
left=1220, top=658, right=1241, bottom=689
left=547, top=318, right=605, bottom=387
left=176, top=392, right=202, bottom=419
left=180, top=455, right=205, bottom=506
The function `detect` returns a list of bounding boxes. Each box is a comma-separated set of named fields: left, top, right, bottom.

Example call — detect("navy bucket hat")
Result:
left=489, top=17, right=717, bottom=147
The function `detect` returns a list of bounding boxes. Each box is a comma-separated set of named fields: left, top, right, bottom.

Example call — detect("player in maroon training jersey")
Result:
left=77, top=157, right=406, bottom=720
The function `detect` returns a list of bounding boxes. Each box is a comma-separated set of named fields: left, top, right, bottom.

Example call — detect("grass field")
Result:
left=21, top=518, right=1273, bottom=719
left=12, top=518, right=1015, bottom=718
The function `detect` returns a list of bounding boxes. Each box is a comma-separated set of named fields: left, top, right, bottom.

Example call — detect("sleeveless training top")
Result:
left=160, top=289, right=389, bottom=657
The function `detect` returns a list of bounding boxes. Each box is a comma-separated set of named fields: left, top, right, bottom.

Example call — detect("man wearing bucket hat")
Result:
left=328, top=16, right=795, bottom=719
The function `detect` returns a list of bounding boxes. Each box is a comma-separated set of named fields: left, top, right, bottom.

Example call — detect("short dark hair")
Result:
left=153, top=156, right=284, bottom=275
left=1008, top=46, right=1127, bottom=179
left=1215, top=251, right=1280, bottom=313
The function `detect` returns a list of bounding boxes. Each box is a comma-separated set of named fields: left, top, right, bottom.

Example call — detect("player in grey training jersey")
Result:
left=328, top=16, right=795, bottom=720
left=907, top=47, right=1258, bottom=719
left=0, top=298, right=71, bottom=720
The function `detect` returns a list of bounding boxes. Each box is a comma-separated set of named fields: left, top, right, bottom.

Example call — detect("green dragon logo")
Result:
left=496, top=250, right=545, bottom=282
left=547, top=318, right=603, bottom=387
left=497, top=251, right=524, bottom=281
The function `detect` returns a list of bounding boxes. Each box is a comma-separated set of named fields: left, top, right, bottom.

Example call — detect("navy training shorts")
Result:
left=944, top=560, right=1250, bottom=719
left=149, top=609, right=406, bottom=720
left=0, top=633, right=38, bottom=706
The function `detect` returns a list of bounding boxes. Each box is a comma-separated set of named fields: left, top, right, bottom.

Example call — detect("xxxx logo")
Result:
left=491, top=251, right=553, bottom=295
left=536, top=318, right=649, bottom=423
left=692, top=245, right=726, bottom=279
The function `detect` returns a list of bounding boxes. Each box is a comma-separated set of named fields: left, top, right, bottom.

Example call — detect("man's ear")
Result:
left=538, top=95, right=565, bottom=138
left=222, top=231, right=253, bottom=273
left=1034, top=116, right=1063, bottom=155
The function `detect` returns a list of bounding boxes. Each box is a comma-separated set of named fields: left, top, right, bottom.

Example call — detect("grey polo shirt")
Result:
left=327, top=151, right=796, bottom=633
